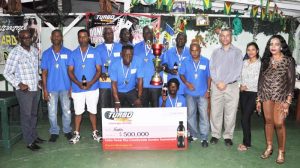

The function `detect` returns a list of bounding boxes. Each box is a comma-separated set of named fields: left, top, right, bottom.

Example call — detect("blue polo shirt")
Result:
left=179, top=56, right=210, bottom=97
left=162, top=46, right=191, bottom=95
left=159, top=95, right=186, bottom=107
left=41, top=46, right=71, bottom=92
left=134, top=41, right=163, bottom=88
left=68, top=46, right=102, bottom=93
left=110, top=57, right=143, bottom=93
left=96, top=42, right=122, bottom=89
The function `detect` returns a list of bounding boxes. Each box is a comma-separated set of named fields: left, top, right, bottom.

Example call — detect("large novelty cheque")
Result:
left=102, top=107, right=187, bottom=150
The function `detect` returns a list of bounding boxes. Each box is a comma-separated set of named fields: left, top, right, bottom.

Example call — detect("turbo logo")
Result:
left=104, top=111, right=133, bottom=120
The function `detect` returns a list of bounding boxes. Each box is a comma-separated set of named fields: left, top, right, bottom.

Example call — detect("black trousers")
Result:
left=118, top=89, right=138, bottom=107
left=240, top=91, right=257, bottom=147
left=142, top=88, right=161, bottom=107
left=99, top=88, right=113, bottom=108
left=15, top=90, right=40, bottom=145
left=98, top=88, right=113, bottom=133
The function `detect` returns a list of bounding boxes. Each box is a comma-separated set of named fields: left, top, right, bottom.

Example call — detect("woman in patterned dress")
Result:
left=256, top=35, right=295, bottom=164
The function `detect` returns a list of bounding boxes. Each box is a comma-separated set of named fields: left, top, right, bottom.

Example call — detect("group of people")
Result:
left=3, top=25, right=295, bottom=165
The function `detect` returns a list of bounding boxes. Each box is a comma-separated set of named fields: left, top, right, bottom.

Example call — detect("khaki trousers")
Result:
left=210, top=82, right=239, bottom=139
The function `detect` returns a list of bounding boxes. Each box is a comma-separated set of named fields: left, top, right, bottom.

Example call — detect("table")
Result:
left=0, top=91, right=22, bottom=150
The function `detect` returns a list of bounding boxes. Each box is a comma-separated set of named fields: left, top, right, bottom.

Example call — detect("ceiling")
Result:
left=19, top=0, right=300, bottom=18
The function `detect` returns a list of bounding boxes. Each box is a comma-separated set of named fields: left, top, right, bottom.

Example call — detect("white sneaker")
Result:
left=69, top=131, right=80, bottom=144
left=92, top=130, right=102, bottom=142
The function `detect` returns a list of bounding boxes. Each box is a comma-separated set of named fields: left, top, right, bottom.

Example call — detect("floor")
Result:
left=0, top=110, right=300, bottom=168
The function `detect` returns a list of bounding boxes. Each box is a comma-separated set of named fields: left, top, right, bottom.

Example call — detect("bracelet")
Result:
left=115, top=102, right=120, bottom=104
left=286, top=101, right=292, bottom=105
left=256, top=98, right=261, bottom=102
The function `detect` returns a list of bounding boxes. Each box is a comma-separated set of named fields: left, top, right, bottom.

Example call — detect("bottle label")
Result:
left=177, top=131, right=185, bottom=136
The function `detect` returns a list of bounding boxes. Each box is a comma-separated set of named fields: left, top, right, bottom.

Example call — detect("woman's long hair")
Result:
left=261, top=35, right=293, bottom=72
left=243, top=42, right=260, bottom=60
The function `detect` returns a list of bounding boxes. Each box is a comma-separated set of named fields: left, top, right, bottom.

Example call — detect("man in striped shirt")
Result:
left=4, top=30, right=45, bottom=151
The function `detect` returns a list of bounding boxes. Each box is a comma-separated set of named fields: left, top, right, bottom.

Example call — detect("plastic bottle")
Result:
left=177, top=121, right=185, bottom=148
left=82, top=75, right=87, bottom=87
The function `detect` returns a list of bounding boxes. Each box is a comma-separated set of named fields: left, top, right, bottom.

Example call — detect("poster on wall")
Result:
left=88, top=13, right=161, bottom=46
left=0, top=16, right=41, bottom=68
left=102, top=107, right=188, bottom=151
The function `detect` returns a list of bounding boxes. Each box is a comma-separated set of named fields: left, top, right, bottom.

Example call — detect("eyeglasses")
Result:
left=21, top=36, right=32, bottom=39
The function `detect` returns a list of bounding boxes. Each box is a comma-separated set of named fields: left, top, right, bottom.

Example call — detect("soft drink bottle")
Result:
left=82, top=75, right=87, bottom=87
left=177, top=121, right=185, bottom=148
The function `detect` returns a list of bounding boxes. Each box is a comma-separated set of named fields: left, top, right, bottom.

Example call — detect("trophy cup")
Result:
left=104, top=62, right=109, bottom=77
left=150, top=43, right=164, bottom=86
left=100, top=60, right=111, bottom=82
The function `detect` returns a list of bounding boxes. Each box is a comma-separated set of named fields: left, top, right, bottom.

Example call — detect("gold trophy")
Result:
left=104, top=61, right=110, bottom=77
left=100, top=60, right=111, bottom=82
left=150, top=43, right=164, bottom=86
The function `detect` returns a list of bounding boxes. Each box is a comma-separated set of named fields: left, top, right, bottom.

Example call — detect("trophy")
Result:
left=104, top=61, right=110, bottom=77
left=100, top=60, right=111, bottom=82
left=150, top=43, right=164, bottom=86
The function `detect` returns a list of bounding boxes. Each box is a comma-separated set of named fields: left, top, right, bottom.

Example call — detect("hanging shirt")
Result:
left=41, top=46, right=72, bottom=92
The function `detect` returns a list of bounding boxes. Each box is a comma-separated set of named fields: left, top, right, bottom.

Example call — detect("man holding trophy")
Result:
left=134, top=26, right=164, bottom=107
left=96, top=27, right=122, bottom=109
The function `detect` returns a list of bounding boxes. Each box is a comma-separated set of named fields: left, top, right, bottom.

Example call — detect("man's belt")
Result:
left=228, top=80, right=237, bottom=84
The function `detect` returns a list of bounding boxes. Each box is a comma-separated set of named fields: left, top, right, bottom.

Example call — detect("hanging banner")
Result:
left=102, top=107, right=188, bottom=151
left=88, top=13, right=161, bottom=46
left=250, top=5, right=259, bottom=18
left=261, top=7, right=266, bottom=21
left=269, top=10, right=274, bottom=22
left=157, top=0, right=163, bottom=10
left=224, top=1, right=232, bottom=15
left=203, top=0, right=212, bottom=10
left=274, top=4, right=279, bottom=19
left=0, top=15, right=41, bottom=68
left=0, top=16, right=22, bottom=65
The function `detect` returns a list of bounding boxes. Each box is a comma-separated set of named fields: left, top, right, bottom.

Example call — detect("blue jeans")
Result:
left=186, top=95, right=209, bottom=141
left=48, top=91, right=72, bottom=134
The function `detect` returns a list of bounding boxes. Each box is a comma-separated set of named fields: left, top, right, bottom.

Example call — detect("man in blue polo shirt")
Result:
left=162, top=32, right=191, bottom=95
left=96, top=27, right=122, bottom=110
left=68, top=29, right=102, bottom=144
left=159, top=78, right=186, bottom=107
left=110, top=45, right=143, bottom=111
left=180, top=43, right=211, bottom=148
left=134, top=26, right=163, bottom=107
left=41, top=29, right=72, bottom=142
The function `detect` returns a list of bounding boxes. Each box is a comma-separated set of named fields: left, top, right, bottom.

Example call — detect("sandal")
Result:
left=237, top=144, right=249, bottom=151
